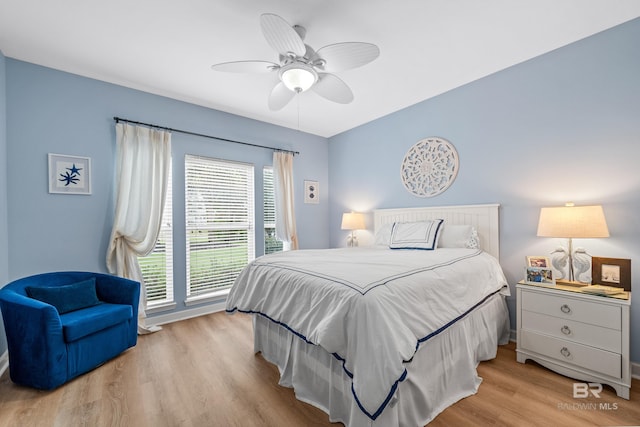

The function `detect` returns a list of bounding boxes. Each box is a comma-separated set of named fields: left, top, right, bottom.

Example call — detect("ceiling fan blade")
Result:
left=315, top=42, right=380, bottom=72
left=312, top=73, right=354, bottom=104
left=211, top=60, right=278, bottom=73
left=268, top=82, right=296, bottom=111
left=260, top=13, right=306, bottom=57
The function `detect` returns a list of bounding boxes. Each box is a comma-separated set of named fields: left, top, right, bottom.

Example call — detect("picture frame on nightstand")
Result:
left=592, top=257, right=631, bottom=291
left=525, top=255, right=551, bottom=268
left=525, top=266, right=555, bottom=285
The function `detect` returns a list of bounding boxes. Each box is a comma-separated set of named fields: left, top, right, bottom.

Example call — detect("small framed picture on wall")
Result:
left=48, top=153, right=92, bottom=195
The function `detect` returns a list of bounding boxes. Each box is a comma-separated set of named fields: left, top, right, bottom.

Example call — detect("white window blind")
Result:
left=185, top=155, right=255, bottom=297
left=137, top=165, right=174, bottom=306
left=263, top=167, right=283, bottom=255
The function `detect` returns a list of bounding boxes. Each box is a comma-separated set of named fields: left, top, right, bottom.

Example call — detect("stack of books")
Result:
left=580, top=285, right=626, bottom=296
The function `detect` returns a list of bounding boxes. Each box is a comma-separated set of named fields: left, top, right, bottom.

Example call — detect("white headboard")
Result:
left=373, top=204, right=500, bottom=259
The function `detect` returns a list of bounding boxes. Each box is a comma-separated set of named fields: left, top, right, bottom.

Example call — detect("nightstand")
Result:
left=516, top=281, right=631, bottom=399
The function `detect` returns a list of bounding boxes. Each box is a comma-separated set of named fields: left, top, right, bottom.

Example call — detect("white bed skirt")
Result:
left=253, top=292, right=510, bottom=427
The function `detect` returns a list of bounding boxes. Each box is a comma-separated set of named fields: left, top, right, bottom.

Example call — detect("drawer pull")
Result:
left=560, top=304, right=572, bottom=314
left=560, top=347, right=571, bottom=358
left=561, top=325, right=572, bottom=335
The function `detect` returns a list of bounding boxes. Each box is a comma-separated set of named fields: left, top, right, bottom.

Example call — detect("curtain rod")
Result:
left=113, top=117, right=299, bottom=156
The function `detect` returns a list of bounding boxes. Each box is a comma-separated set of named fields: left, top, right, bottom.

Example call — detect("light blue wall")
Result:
left=5, top=60, right=329, bottom=319
left=2, top=18, right=639, bottom=364
left=329, top=18, right=640, bottom=362
left=0, top=50, right=8, bottom=354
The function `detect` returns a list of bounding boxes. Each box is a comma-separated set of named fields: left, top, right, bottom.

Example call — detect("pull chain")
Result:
left=296, top=93, right=301, bottom=131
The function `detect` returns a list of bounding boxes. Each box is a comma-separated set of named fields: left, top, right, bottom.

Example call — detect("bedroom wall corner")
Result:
left=327, top=17, right=640, bottom=364
left=4, top=58, right=330, bottom=323
left=0, top=49, right=9, bottom=356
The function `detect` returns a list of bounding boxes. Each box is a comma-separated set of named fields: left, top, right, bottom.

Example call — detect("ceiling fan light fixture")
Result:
left=280, top=63, right=317, bottom=93
left=212, top=13, right=380, bottom=109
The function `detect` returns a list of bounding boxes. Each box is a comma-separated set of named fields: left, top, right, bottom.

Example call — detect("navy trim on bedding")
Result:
left=250, top=249, right=483, bottom=294
left=226, top=286, right=506, bottom=421
left=225, top=308, right=315, bottom=345
left=389, top=219, right=443, bottom=250
left=406, top=287, right=503, bottom=362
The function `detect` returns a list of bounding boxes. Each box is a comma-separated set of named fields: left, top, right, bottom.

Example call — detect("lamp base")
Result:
left=555, top=279, right=589, bottom=287
left=346, top=232, right=358, bottom=247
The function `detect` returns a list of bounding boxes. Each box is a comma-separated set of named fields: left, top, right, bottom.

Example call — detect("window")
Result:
left=263, top=167, right=283, bottom=255
left=137, top=165, right=174, bottom=307
left=185, top=155, right=255, bottom=298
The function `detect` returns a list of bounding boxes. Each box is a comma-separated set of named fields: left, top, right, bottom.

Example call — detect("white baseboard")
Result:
left=3, top=325, right=633, bottom=385
left=144, top=299, right=227, bottom=327
left=0, top=350, right=8, bottom=378
left=0, top=302, right=227, bottom=378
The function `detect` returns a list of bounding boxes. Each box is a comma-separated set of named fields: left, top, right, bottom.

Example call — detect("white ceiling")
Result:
left=1, top=1, right=639, bottom=137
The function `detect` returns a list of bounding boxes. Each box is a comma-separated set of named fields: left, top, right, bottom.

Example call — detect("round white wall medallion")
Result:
left=400, top=137, right=459, bottom=197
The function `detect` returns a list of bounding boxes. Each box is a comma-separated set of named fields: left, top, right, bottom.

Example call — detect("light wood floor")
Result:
left=1, top=311, right=638, bottom=426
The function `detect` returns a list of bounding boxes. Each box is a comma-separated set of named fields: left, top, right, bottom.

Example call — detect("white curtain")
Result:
left=106, top=123, right=171, bottom=334
left=273, top=151, right=299, bottom=250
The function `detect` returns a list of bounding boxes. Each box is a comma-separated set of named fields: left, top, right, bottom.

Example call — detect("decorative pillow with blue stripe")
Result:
left=389, top=219, right=444, bottom=250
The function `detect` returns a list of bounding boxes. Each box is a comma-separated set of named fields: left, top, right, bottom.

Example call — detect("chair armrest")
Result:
left=0, top=291, right=68, bottom=389
left=94, top=275, right=140, bottom=338
left=94, top=275, right=140, bottom=342
left=95, top=275, right=140, bottom=307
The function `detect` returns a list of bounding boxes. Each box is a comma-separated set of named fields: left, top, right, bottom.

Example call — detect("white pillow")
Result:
left=389, top=220, right=443, bottom=250
left=374, top=223, right=393, bottom=246
left=438, top=224, right=480, bottom=249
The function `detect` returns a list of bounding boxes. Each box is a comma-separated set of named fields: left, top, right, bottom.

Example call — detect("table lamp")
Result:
left=537, top=203, right=609, bottom=284
left=341, top=212, right=366, bottom=247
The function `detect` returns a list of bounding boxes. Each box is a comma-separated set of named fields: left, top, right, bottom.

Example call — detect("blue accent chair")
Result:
left=0, top=271, right=140, bottom=389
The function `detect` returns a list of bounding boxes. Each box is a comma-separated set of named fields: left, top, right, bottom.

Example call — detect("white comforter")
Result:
left=226, top=247, right=509, bottom=420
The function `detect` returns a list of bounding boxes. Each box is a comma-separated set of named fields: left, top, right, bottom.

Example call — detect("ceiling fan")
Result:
left=211, top=13, right=380, bottom=111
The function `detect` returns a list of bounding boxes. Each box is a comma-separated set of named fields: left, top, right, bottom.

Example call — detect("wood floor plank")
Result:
left=0, top=311, right=638, bottom=426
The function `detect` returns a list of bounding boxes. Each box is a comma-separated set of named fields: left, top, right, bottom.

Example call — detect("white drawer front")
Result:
left=520, top=329, right=621, bottom=378
left=521, top=310, right=621, bottom=353
left=521, top=290, right=620, bottom=330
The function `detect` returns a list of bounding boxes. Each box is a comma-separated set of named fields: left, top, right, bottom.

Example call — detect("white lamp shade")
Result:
left=341, top=212, right=366, bottom=230
left=280, top=63, right=317, bottom=92
left=537, top=205, right=609, bottom=238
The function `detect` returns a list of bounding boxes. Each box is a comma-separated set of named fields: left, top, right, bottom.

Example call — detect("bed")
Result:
left=226, top=204, right=510, bottom=426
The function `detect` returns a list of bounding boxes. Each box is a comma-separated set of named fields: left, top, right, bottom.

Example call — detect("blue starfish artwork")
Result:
left=59, top=163, right=82, bottom=186
left=68, top=163, right=83, bottom=175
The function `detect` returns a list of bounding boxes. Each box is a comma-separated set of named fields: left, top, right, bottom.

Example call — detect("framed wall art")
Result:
left=48, top=153, right=92, bottom=195
left=592, top=257, right=631, bottom=291
left=400, top=137, right=459, bottom=198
